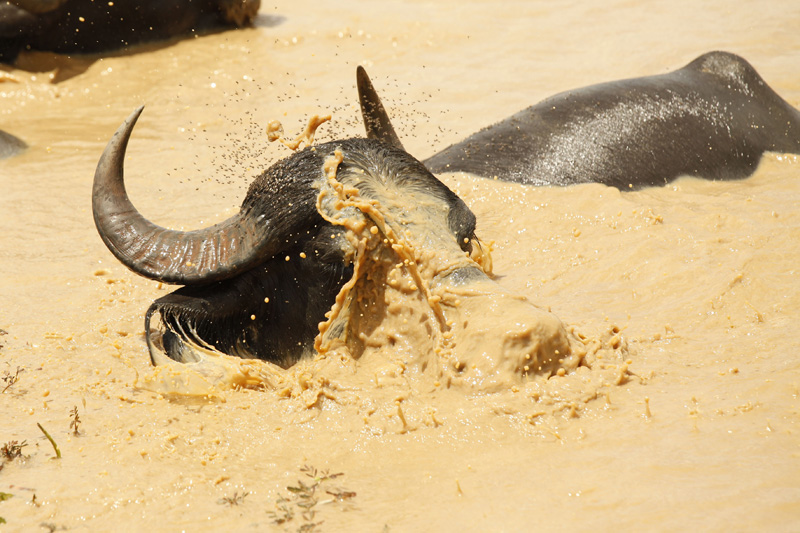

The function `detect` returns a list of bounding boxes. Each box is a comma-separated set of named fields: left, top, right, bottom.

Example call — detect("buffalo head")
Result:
left=93, top=92, right=579, bottom=390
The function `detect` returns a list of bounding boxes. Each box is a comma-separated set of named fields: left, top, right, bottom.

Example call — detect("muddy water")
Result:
left=2, top=0, right=800, bottom=530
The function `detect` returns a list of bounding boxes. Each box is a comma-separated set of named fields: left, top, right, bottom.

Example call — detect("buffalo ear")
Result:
left=356, top=66, right=405, bottom=151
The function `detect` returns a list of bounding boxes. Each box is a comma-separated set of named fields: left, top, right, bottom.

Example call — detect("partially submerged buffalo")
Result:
left=94, top=105, right=569, bottom=375
left=360, top=51, right=800, bottom=189
left=0, top=0, right=260, bottom=63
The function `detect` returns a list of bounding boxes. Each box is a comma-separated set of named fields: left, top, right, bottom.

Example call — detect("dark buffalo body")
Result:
left=0, top=0, right=260, bottom=63
left=421, top=52, right=800, bottom=189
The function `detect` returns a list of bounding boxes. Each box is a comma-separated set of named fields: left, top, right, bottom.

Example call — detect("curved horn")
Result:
left=93, top=106, right=282, bottom=285
left=356, top=66, right=405, bottom=151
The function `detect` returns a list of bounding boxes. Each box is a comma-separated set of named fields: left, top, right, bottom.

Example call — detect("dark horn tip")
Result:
left=356, top=65, right=371, bottom=88
left=117, top=105, right=146, bottom=137
left=127, top=105, right=145, bottom=128
left=95, top=106, right=146, bottom=181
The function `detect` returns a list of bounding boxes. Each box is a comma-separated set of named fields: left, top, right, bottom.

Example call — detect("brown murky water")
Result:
left=2, top=1, right=800, bottom=530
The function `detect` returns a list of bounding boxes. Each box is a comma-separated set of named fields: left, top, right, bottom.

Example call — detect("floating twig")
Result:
left=36, top=423, right=61, bottom=459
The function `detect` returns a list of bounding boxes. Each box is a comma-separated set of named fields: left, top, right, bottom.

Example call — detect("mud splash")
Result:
left=139, top=145, right=632, bottom=427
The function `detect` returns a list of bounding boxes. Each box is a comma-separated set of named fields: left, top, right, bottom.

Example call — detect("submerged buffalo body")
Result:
left=361, top=52, right=800, bottom=189
left=93, top=107, right=481, bottom=368
left=0, top=0, right=260, bottom=63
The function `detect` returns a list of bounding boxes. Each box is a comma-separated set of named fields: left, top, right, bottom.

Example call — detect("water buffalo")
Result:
left=359, top=52, right=800, bottom=189
left=93, top=105, right=571, bottom=377
left=0, top=0, right=260, bottom=63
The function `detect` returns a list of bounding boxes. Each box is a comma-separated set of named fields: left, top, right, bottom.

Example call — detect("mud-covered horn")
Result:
left=93, top=106, right=282, bottom=285
left=356, top=66, right=405, bottom=151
